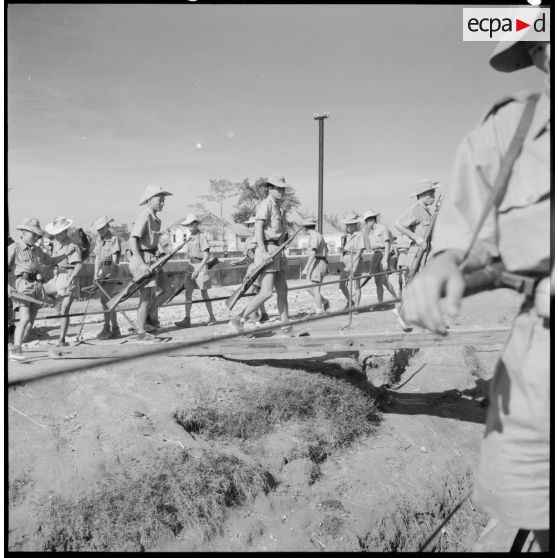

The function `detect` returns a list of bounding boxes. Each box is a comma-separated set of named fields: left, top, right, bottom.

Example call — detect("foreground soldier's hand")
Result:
left=400, top=250, right=465, bottom=335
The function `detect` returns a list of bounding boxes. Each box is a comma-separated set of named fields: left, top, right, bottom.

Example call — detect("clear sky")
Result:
left=7, top=3, right=541, bottom=233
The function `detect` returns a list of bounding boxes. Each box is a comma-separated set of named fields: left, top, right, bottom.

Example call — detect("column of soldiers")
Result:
left=8, top=173, right=438, bottom=358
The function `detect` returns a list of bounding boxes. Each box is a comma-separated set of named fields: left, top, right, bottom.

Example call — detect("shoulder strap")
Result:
left=460, top=93, right=540, bottom=267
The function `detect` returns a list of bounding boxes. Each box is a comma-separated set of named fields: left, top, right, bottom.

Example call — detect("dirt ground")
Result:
left=7, top=278, right=522, bottom=551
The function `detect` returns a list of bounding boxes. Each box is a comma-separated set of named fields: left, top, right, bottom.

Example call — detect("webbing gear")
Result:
left=460, top=93, right=540, bottom=268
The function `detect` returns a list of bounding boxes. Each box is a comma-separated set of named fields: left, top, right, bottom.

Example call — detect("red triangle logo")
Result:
left=516, top=18, right=530, bottom=32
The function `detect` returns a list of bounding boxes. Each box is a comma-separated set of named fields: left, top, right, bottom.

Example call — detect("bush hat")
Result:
left=302, top=218, right=317, bottom=227
left=16, top=218, right=45, bottom=236
left=181, top=214, right=200, bottom=226
left=410, top=179, right=440, bottom=198
left=44, top=216, right=74, bottom=236
left=243, top=216, right=256, bottom=225
left=91, top=215, right=114, bottom=231
left=265, top=174, right=289, bottom=189
left=489, top=6, right=542, bottom=73
left=361, top=210, right=380, bottom=221
left=139, top=185, right=173, bottom=206
left=341, top=212, right=361, bottom=225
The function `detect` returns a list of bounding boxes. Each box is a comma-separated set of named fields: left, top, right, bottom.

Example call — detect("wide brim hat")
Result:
left=361, top=210, right=380, bottom=221
left=489, top=6, right=542, bottom=73
left=139, top=185, right=173, bottom=206
left=302, top=218, right=317, bottom=227
left=341, top=212, right=361, bottom=225
left=265, top=174, right=289, bottom=189
left=44, top=216, right=74, bottom=235
left=91, top=215, right=114, bottom=231
left=243, top=216, right=256, bottom=225
left=409, top=179, right=440, bottom=198
left=16, top=218, right=45, bottom=236
left=181, top=214, right=200, bottom=226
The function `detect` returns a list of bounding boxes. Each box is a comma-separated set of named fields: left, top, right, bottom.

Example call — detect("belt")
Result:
left=140, top=248, right=157, bottom=255
left=315, top=256, right=328, bottom=261
left=17, top=272, right=39, bottom=282
left=264, top=240, right=280, bottom=246
left=102, top=260, right=113, bottom=266
left=190, top=257, right=203, bottom=262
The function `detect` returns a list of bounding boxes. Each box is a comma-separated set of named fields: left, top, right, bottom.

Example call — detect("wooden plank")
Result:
left=48, top=327, right=509, bottom=360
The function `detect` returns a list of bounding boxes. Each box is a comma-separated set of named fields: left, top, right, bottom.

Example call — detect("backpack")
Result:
left=76, top=227, right=92, bottom=260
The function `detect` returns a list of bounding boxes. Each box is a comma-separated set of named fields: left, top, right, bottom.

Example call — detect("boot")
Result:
left=97, top=326, right=111, bottom=340
left=174, top=317, right=191, bottom=328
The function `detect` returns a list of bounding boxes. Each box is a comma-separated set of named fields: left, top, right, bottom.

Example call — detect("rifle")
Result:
left=226, top=226, right=304, bottom=310
left=163, top=256, right=220, bottom=305
left=107, top=237, right=192, bottom=311
left=9, top=291, right=58, bottom=308
left=407, top=194, right=444, bottom=282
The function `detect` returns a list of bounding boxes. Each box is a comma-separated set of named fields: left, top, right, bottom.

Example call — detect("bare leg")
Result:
left=374, top=276, right=384, bottom=303
left=137, top=288, right=152, bottom=332
left=354, top=279, right=362, bottom=307
left=58, top=295, right=74, bottom=344
left=339, top=277, right=351, bottom=304
left=14, top=306, right=32, bottom=348
left=275, top=271, right=289, bottom=325
left=99, top=293, right=111, bottom=330
left=184, top=285, right=195, bottom=319
left=200, top=288, right=216, bottom=321
left=382, top=274, right=398, bottom=299
left=240, top=273, right=274, bottom=320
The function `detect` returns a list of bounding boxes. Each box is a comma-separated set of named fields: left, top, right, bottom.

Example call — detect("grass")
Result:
left=36, top=448, right=273, bottom=552
left=174, top=373, right=381, bottom=463
left=360, top=468, right=489, bottom=552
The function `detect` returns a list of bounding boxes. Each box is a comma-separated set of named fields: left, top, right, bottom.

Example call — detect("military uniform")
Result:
left=365, top=222, right=392, bottom=276
left=306, top=229, right=328, bottom=283
left=183, top=231, right=212, bottom=290
left=94, top=236, right=122, bottom=294
left=129, top=208, right=171, bottom=291
left=339, top=231, right=365, bottom=279
left=431, top=91, right=550, bottom=530
left=43, top=240, right=82, bottom=298
left=254, top=196, right=289, bottom=272
left=7, top=241, right=54, bottom=309
left=396, top=203, right=433, bottom=269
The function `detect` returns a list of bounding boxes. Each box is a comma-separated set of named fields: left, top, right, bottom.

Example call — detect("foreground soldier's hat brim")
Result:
left=410, top=179, right=440, bottom=198
left=139, top=185, right=173, bottom=206
left=490, top=41, right=533, bottom=73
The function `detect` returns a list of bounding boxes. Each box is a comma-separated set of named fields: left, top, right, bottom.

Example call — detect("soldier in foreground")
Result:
left=229, top=174, right=291, bottom=334
left=401, top=38, right=550, bottom=551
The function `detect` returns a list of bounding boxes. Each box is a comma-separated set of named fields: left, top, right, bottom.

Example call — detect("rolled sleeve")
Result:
left=397, top=207, right=419, bottom=229
left=131, top=212, right=149, bottom=239
left=255, top=199, right=271, bottom=222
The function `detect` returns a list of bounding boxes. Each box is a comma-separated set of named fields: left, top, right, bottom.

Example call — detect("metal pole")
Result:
left=313, top=112, right=330, bottom=234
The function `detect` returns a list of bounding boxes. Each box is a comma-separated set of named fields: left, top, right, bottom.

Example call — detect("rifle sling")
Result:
left=461, top=93, right=540, bottom=265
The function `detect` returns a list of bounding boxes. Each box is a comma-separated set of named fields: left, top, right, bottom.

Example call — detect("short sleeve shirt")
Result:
left=184, top=232, right=210, bottom=261
left=255, top=197, right=287, bottom=242
left=307, top=230, right=328, bottom=258
left=52, top=240, right=82, bottom=271
left=8, top=241, right=53, bottom=275
left=367, top=223, right=392, bottom=252
left=243, top=235, right=258, bottom=257
left=396, top=204, right=433, bottom=241
left=131, top=209, right=161, bottom=251
left=94, top=235, right=121, bottom=264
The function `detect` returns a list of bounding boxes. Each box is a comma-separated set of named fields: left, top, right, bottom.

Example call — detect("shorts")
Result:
left=398, top=245, right=419, bottom=270
left=12, top=277, right=46, bottom=310
left=368, top=251, right=385, bottom=274
left=339, top=258, right=365, bottom=281
left=96, top=264, right=124, bottom=297
left=43, top=272, right=76, bottom=298
left=308, top=259, right=328, bottom=283
left=245, top=261, right=262, bottom=291
left=254, top=246, right=289, bottom=273
left=474, top=301, right=549, bottom=530
left=129, top=253, right=167, bottom=290
left=184, top=261, right=212, bottom=290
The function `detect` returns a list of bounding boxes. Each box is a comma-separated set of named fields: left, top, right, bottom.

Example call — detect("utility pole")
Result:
left=313, top=112, right=329, bottom=234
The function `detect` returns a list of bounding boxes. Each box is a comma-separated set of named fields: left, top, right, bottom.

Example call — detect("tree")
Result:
left=232, top=177, right=301, bottom=223
left=198, top=179, right=238, bottom=249
left=111, top=223, right=130, bottom=242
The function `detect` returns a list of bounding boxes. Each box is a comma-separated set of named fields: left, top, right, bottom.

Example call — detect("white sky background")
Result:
left=7, top=3, right=542, bottom=232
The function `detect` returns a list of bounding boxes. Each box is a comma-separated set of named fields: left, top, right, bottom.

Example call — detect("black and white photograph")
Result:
left=5, top=2, right=551, bottom=552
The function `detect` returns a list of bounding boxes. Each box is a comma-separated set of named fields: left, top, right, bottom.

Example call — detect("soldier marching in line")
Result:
left=129, top=185, right=175, bottom=342
left=393, top=178, right=441, bottom=281
left=231, top=216, right=269, bottom=323
left=301, top=217, right=330, bottom=314
left=338, top=212, right=366, bottom=309
left=401, top=36, right=550, bottom=552
left=8, top=218, right=78, bottom=361
left=229, top=174, right=292, bottom=334
left=42, top=216, right=83, bottom=347
left=91, top=215, right=122, bottom=340
left=174, top=214, right=217, bottom=328
left=361, top=210, right=398, bottom=304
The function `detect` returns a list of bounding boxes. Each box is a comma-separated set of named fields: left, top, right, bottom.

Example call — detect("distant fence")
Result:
left=74, top=254, right=357, bottom=299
